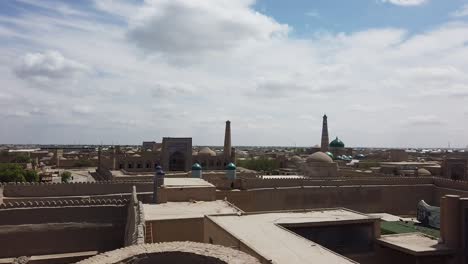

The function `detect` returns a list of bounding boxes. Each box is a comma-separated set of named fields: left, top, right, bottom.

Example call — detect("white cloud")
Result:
left=1, top=0, right=468, bottom=147
left=451, top=4, right=468, bottom=18
left=381, top=0, right=428, bottom=6
left=126, top=0, right=289, bottom=58
left=14, top=51, right=89, bottom=83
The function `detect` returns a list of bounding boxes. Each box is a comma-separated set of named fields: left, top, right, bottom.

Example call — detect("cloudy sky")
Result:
left=1, top=0, right=468, bottom=147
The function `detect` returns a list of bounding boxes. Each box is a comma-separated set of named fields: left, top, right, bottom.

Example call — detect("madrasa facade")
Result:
left=98, top=121, right=235, bottom=172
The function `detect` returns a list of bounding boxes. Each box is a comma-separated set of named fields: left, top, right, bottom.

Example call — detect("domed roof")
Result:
left=290, top=155, right=303, bottom=163
left=329, top=137, right=345, bottom=148
left=325, top=151, right=334, bottom=159
left=226, top=162, right=236, bottom=170
left=306, top=152, right=333, bottom=163
left=192, top=163, right=202, bottom=170
left=418, top=168, right=431, bottom=176
left=199, top=147, right=216, bottom=156
left=47, top=152, right=54, bottom=157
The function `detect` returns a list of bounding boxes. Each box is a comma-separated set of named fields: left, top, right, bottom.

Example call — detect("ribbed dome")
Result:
left=418, top=168, right=431, bottom=176
left=329, top=137, right=345, bottom=148
left=290, top=155, right=303, bottom=163
left=192, top=163, right=202, bottom=170
left=226, top=162, right=236, bottom=170
left=199, top=147, right=216, bottom=156
left=306, top=152, right=333, bottom=163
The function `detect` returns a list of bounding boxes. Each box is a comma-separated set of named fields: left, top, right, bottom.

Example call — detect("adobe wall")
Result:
left=240, top=177, right=434, bottom=190
left=1, top=182, right=153, bottom=197
left=124, top=187, right=145, bottom=246
left=0, top=205, right=127, bottom=258
left=149, top=218, right=204, bottom=243
left=162, top=187, right=216, bottom=202
left=217, top=185, right=434, bottom=215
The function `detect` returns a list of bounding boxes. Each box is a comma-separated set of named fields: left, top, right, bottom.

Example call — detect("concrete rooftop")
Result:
left=163, top=178, right=214, bottom=188
left=207, top=209, right=379, bottom=264
left=143, top=200, right=240, bottom=221
left=377, top=233, right=453, bottom=256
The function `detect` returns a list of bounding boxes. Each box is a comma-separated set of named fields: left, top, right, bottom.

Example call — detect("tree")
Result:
left=61, top=171, right=72, bottom=183
left=237, top=157, right=279, bottom=172
left=0, top=164, right=26, bottom=182
left=11, top=153, right=32, bottom=163
left=24, top=170, right=39, bottom=182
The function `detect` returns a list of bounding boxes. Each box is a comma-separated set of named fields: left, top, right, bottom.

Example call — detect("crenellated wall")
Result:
left=124, top=186, right=145, bottom=246
left=0, top=202, right=127, bottom=258
left=217, top=184, right=435, bottom=215
left=1, top=181, right=153, bottom=197
left=239, top=176, right=435, bottom=190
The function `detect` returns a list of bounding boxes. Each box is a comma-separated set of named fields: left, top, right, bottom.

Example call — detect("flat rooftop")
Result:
left=163, top=178, right=214, bottom=188
left=261, top=175, right=305, bottom=179
left=207, top=209, right=379, bottom=264
left=377, top=233, right=453, bottom=256
left=143, top=200, right=240, bottom=221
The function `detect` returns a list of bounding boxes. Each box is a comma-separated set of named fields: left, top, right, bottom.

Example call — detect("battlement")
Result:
left=0, top=197, right=129, bottom=209
left=240, top=176, right=435, bottom=189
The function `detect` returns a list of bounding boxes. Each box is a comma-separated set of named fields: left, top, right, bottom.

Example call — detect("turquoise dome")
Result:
left=329, top=137, right=345, bottom=148
left=192, top=163, right=202, bottom=170
left=226, top=162, right=236, bottom=170
left=325, top=151, right=334, bottom=159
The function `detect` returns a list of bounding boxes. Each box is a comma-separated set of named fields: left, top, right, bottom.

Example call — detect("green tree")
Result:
left=0, top=164, right=26, bottom=182
left=61, top=171, right=72, bottom=183
left=237, top=157, right=279, bottom=172
left=11, top=153, right=32, bottom=163
left=24, top=170, right=39, bottom=182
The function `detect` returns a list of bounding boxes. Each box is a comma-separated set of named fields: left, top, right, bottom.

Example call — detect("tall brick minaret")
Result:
left=320, top=115, right=329, bottom=152
left=224, top=120, right=232, bottom=163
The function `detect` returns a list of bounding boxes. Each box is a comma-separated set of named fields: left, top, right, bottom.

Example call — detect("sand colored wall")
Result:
left=217, top=185, right=434, bottom=215
left=0, top=205, right=126, bottom=258
left=161, top=186, right=216, bottom=202
left=1, top=182, right=153, bottom=197
left=148, top=218, right=204, bottom=243
left=240, top=177, right=434, bottom=190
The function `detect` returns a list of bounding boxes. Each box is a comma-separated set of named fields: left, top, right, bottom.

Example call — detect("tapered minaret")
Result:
left=320, top=115, right=329, bottom=152
left=224, top=120, right=232, bottom=163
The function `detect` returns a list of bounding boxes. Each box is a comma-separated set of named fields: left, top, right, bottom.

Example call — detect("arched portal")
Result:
left=169, top=151, right=185, bottom=171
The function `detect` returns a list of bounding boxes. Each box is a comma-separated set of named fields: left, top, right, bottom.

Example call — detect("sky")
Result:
left=1, top=0, right=468, bottom=148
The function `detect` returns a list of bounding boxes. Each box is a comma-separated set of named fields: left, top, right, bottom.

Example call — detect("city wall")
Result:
left=217, top=185, right=435, bottom=215
left=124, top=187, right=145, bottom=246
left=239, top=177, right=434, bottom=190
left=1, top=181, right=153, bottom=197
left=0, top=204, right=127, bottom=258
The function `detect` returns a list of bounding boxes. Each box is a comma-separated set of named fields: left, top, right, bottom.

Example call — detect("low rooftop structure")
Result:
left=377, top=233, right=452, bottom=256
left=144, top=200, right=241, bottom=243
left=143, top=200, right=240, bottom=221
left=205, top=208, right=381, bottom=264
